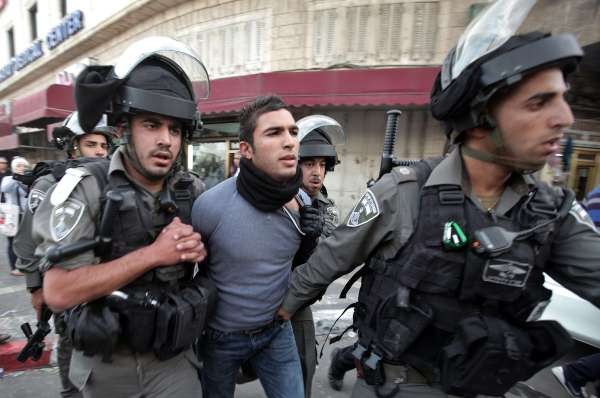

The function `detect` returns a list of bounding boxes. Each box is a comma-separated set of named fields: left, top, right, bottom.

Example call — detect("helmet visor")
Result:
left=297, top=115, right=346, bottom=145
left=112, top=36, right=210, bottom=101
left=443, top=0, right=537, bottom=89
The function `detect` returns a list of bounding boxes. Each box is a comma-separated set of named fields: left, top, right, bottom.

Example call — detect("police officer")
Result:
left=297, top=115, right=343, bottom=237
left=290, top=115, right=344, bottom=397
left=32, top=37, right=210, bottom=397
left=13, top=112, right=114, bottom=398
left=278, top=2, right=600, bottom=397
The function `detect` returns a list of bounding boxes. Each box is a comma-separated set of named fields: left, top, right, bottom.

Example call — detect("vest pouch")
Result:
left=376, top=292, right=433, bottom=360
left=65, top=300, right=120, bottom=363
left=120, top=305, right=157, bottom=353
left=440, top=315, right=536, bottom=397
left=397, top=248, right=464, bottom=294
left=153, top=281, right=215, bottom=361
left=523, top=320, right=573, bottom=368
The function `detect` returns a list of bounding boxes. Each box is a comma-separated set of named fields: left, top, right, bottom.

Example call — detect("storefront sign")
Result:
left=46, top=10, right=84, bottom=50
left=0, top=10, right=84, bottom=84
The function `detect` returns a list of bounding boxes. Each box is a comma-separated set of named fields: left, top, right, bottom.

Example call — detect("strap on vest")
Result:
left=319, top=302, right=357, bottom=359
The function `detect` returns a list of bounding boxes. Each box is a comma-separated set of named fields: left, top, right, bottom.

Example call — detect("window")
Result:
left=29, top=3, right=38, bottom=40
left=7, top=27, right=15, bottom=58
left=60, top=0, right=67, bottom=17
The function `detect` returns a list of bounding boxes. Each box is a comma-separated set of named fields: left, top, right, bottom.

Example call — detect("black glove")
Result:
left=300, top=203, right=323, bottom=240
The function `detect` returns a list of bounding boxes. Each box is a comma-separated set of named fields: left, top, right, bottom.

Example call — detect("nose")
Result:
left=552, top=97, right=574, bottom=129
left=282, top=129, right=298, bottom=149
left=156, top=125, right=172, bottom=147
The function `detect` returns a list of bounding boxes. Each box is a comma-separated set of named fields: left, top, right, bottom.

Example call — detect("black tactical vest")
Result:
left=353, top=161, right=572, bottom=373
left=84, top=161, right=197, bottom=284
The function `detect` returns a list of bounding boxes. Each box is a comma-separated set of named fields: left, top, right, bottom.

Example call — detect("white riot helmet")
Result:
left=52, top=111, right=116, bottom=155
left=297, top=115, right=346, bottom=172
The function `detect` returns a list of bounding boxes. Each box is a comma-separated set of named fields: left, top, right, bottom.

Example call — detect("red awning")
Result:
left=0, top=133, right=19, bottom=150
left=201, top=67, right=439, bottom=115
left=0, top=114, right=11, bottom=137
left=12, top=84, right=75, bottom=128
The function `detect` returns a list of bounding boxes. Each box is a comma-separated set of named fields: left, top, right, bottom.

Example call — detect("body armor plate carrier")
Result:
left=63, top=161, right=216, bottom=362
left=352, top=159, right=574, bottom=397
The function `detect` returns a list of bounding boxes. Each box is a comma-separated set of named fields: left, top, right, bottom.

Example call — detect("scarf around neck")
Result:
left=236, top=157, right=302, bottom=212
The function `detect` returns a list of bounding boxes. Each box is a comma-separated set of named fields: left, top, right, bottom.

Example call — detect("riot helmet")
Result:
left=431, top=0, right=582, bottom=138
left=297, top=115, right=345, bottom=172
left=52, top=111, right=115, bottom=157
left=75, top=36, right=210, bottom=139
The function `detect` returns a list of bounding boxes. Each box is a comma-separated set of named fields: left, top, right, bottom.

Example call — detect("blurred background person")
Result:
left=1, top=156, right=29, bottom=275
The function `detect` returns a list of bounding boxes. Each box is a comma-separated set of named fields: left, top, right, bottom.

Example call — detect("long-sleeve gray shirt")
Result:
left=192, top=177, right=302, bottom=332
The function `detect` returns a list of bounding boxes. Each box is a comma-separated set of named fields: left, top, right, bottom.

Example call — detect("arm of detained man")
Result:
left=37, top=177, right=206, bottom=311
left=279, top=171, right=417, bottom=318
left=545, top=200, right=600, bottom=308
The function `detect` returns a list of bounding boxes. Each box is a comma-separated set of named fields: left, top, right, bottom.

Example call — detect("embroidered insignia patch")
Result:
left=482, top=258, right=532, bottom=288
left=28, top=189, right=47, bottom=213
left=50, top=198, right=86, bottom=241
left=570, top=201, right=598, bottom=232
left=347, top=189, right=380, bottom=227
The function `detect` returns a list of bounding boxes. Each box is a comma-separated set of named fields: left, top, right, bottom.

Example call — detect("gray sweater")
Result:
left=192, top=177, right=302, bottom=332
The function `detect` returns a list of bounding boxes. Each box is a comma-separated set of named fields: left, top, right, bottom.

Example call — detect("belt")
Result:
left=355, top=360, right=428, bottom=384
left=235, top=319, right=283, bottom=336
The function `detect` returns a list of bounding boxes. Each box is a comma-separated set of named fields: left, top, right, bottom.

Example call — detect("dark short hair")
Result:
left=238, top=95, right=289, bottom=146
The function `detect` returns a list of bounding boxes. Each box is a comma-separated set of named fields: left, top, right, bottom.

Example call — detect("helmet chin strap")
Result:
left=461, top=127, right=543, bottom=175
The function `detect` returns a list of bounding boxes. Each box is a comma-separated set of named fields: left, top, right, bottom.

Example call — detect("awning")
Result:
left=11, top=84, right=75, bottom=128
left=0, top=114, right=11, bottom=137
left=0, top=133, right=19, bottom=150
left=201, top=67, right=440, bottom=115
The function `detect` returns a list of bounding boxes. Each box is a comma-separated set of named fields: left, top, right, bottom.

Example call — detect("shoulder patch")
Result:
left=390, top=166, right=418, bottom=184
left=28, top=188, right=47, bottom=213
left=569, top=201, right=598, bottom=233
left=50, top=168, right=88, bottom=206
left=347, top=189, right=380, bottom=227
left=50, top=198, right=86, bottom=241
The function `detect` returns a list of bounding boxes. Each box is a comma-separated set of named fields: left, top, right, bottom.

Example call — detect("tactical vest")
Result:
left=63, top=161, right=216, bottom=362
left=352, top=160, right=574, bottom=396
left=83, top=161, right=196, bottom=283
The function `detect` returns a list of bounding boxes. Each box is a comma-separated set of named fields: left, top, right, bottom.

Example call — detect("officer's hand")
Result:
left=276, top=307, right=292, bottom=321
left=300, top=203, right=323, bottom=239
left=152, top=217, right=207, bottom=265
left=30, top=289, right=44, bottom=320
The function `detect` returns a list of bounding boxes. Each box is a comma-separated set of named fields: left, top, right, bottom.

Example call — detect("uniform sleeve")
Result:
left=282, top=172, right=418, bottom=314
left=13, top=176, right=55, bottom=287
left=33, top=174, right=102, bottom=272
left=546, top=200, right=600, bottom=308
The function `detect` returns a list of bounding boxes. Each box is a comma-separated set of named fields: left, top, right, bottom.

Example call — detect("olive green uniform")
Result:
left=291, top=189, right=339, bottom=398
left=14, top=173, right=81, bottom=398
left=32, top=148, right=203, bottom=398
left=282, top=148, right=600, bottom=397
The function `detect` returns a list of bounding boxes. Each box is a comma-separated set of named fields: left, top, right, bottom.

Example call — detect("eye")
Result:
left=170, top=127, right=182, bottom=136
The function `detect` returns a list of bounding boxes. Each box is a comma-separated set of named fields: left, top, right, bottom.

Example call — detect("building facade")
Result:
left=0, top=0, right=598, bottom=213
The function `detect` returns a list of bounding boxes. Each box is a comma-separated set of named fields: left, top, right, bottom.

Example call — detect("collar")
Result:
left=424, top=146, right=537, bottom=215
left=107, top=147, right=159, bottom=195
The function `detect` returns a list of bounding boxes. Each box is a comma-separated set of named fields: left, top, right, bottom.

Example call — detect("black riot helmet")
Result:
left=75, top=36, right=210, bottom=140
left=297, top=115, right=345, bottom=172
left=430, top=0, right=583, bottom=139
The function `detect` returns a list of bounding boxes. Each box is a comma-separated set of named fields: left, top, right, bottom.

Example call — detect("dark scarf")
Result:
left=236, top=157, right=302, bottom=212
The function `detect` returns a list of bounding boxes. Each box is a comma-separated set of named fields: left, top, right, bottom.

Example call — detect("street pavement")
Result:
left=1, top=234, right=598, bottom=397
